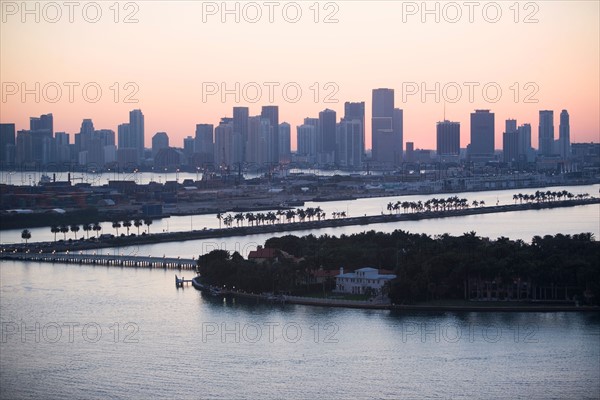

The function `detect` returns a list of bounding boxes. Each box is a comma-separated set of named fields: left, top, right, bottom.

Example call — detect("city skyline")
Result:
left=1, top=2, right=598, bottom=150
left=0, top=101, right=580, bottom=170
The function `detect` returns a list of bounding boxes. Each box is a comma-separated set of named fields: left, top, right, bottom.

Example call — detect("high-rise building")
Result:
left=469, top=109, right=495, bottom=160
left=233, top=107, right=249, bottom=162
left=505, top=119, right=517, bottom=134
left=538, top=110, right=554, bottom=156
left=30, top=113, right=53, bottom=135
left=129, top=109, right=145, bottom=161
left=118, top=123, right=132, bottom=149
left=503, top=131, right=519, bottom=163
left=152, top=132, right=169, bottom=157
left=0, top=123, right=16, bottom=165
left=214, top=119, right=235, bottom=167
left=194, top=124, right=214, bottom=164
left=344, top=102, right=365, bottom=155
left=278, top=122, right=291, bottom=162
left=318, top=109, right=336, bottom=164
left=405, top=142, right=414, bottom=162
left=261, top=106, right=279, bottom=162
left=297, top=124, right=317, bottom=162
left=336, top=119, right=363, bottom=169
left=436, top=121, right=460, bottom=157
left=559, top=110, right=570, bottom=159
left=183, top=136, right=195, bottom=160
left=246, top=116, right=275, bottom=166
left=392, top=108, right=404, bottom=163
left=372, top=89, right=402, bottom=164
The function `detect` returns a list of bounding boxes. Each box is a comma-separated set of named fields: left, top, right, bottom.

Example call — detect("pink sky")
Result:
left=1, top=1, right=598, bottom=150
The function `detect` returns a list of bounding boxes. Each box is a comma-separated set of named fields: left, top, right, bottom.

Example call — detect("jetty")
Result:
left=0, top=252, right=197, bottom=270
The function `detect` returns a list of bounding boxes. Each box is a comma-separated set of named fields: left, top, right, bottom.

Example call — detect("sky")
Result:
left=1, top=0, right=598, bottom=150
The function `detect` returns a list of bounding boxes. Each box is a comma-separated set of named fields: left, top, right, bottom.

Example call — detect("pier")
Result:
left=0, top=252, right=197, bottom=270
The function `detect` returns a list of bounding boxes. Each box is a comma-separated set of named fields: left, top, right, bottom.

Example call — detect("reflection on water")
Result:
left=1, top=261, right=599, bottom=399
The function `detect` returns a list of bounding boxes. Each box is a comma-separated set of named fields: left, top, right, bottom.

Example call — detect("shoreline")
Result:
left=1, top=179, right=598, bottom=231
left=5, top=197, right=598, bottom=252
left=193, top=278, right=600, bottom=312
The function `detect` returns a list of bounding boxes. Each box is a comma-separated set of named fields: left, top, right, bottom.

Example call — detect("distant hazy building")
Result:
left=152, top=132, right=169, bottom=157
left=372, top=89, right=402, bottom=165
left=129, top=109, right=145, bottom=161
left=318, top=108, right=337, bottom=164
left=518, top=123, right=533, bottom=162
left=559, top=110, right=570, bottom=159
left=505, top=119, right=517, bottom=135
left=405, top=142, right=414, bottom=162
left=194, top=124, right=214, bottom=165
left=278, top=122, right=291, bottom=162
left=261, top=106, right=279, bottom=162
left=469, top=110, right=495, bottom=161
left=297, top=123, right=317, bottom=162
left=214, top=118, right=239, bottom=168
left=344, top=102, right=365, bottom=156
left=183, top=136, right=195, bottom=160
left=436, top=121, right=460, bottom=158
left=233, top=107, right=249, bottom=162
left=0, top=123, right=16, bottom=165
left=538, top=110, right=554, bottom=156
left=336, top=119, right=363, bottom=169
left=247, top=116, right=275, bottom=166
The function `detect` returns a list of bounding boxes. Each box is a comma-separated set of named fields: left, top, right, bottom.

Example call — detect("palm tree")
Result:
left=70, top=224, right=80, bottom=239
left=112, top=221, right=121, bottom=236
left=216, top=213, right=223, bottom=229
left=387, top=202, right=394, bottom=214
left=21, top=229, right=31, bottom=244
left=144, top=218, right=152, bottom=234
left=50, top=225, right=59, bottom=242
left=60, top=224, right=69, bottom=240
left=246, top=213, right=256, bottom=226
left=134, top=219, right=142, bottom=235
left=82, top=223, right=91, bottom=239
left=234, top=213, right=245, bottom=227
left=93, top=222, right=102, bottom=237
left=123, top=220, right=132, bottom=235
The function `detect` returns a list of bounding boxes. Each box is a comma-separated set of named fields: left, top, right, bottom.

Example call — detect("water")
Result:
left=2, top=184, right=598, bottom=245
left=1, top=261, right=599, bottom=399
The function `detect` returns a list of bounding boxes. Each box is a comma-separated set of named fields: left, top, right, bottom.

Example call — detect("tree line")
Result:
left=197, top=230, right=600, bottom=304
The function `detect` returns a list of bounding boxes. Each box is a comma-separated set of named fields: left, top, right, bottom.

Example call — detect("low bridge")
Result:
left=1, top=252, right=197, bottom=270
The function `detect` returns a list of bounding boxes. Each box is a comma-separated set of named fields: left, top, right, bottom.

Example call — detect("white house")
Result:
left=334, top=267, right=397, bottom=295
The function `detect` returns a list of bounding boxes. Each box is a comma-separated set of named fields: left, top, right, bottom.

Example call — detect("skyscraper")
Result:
left=278, top=122, right=291, bottom=162
left=318, top=108, right=336, bottom=164
left=297, top=124, right=317, bottom=162
left=503, top=131, right=519, bottom=163
left=372, top=88, right=402, bottom=165
left=0, top=123, right=16, bottom=165
left=129, top=109, right=145, bottom=161
left=336, top=119, right=363, bottom=169
left=152, top=132, right=169, bottom=157
left=538, top=110, right=554, bottom=156
left=436, top=121, right=460, bottom=157
left=344, top=102, right=365, bottom=156
left=261, top=106, right=279, bottom=162
left=233, top=107, right=249, bottom=162
left=195, top=124, right=214, bottom=164
left=118, top=123, right=132, bottom=149
left=517, top=123, right=533, bottom=162
left=559, top=110, right=570, bottom=159
left=505, top=119, right=517, bottom=134
left=469, top=110, right=495, bottom=160
left=30, top=113, right=53, bottom=135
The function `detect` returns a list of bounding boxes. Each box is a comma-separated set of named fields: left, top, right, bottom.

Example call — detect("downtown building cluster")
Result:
left=0, top=87, right=590, bottom=172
